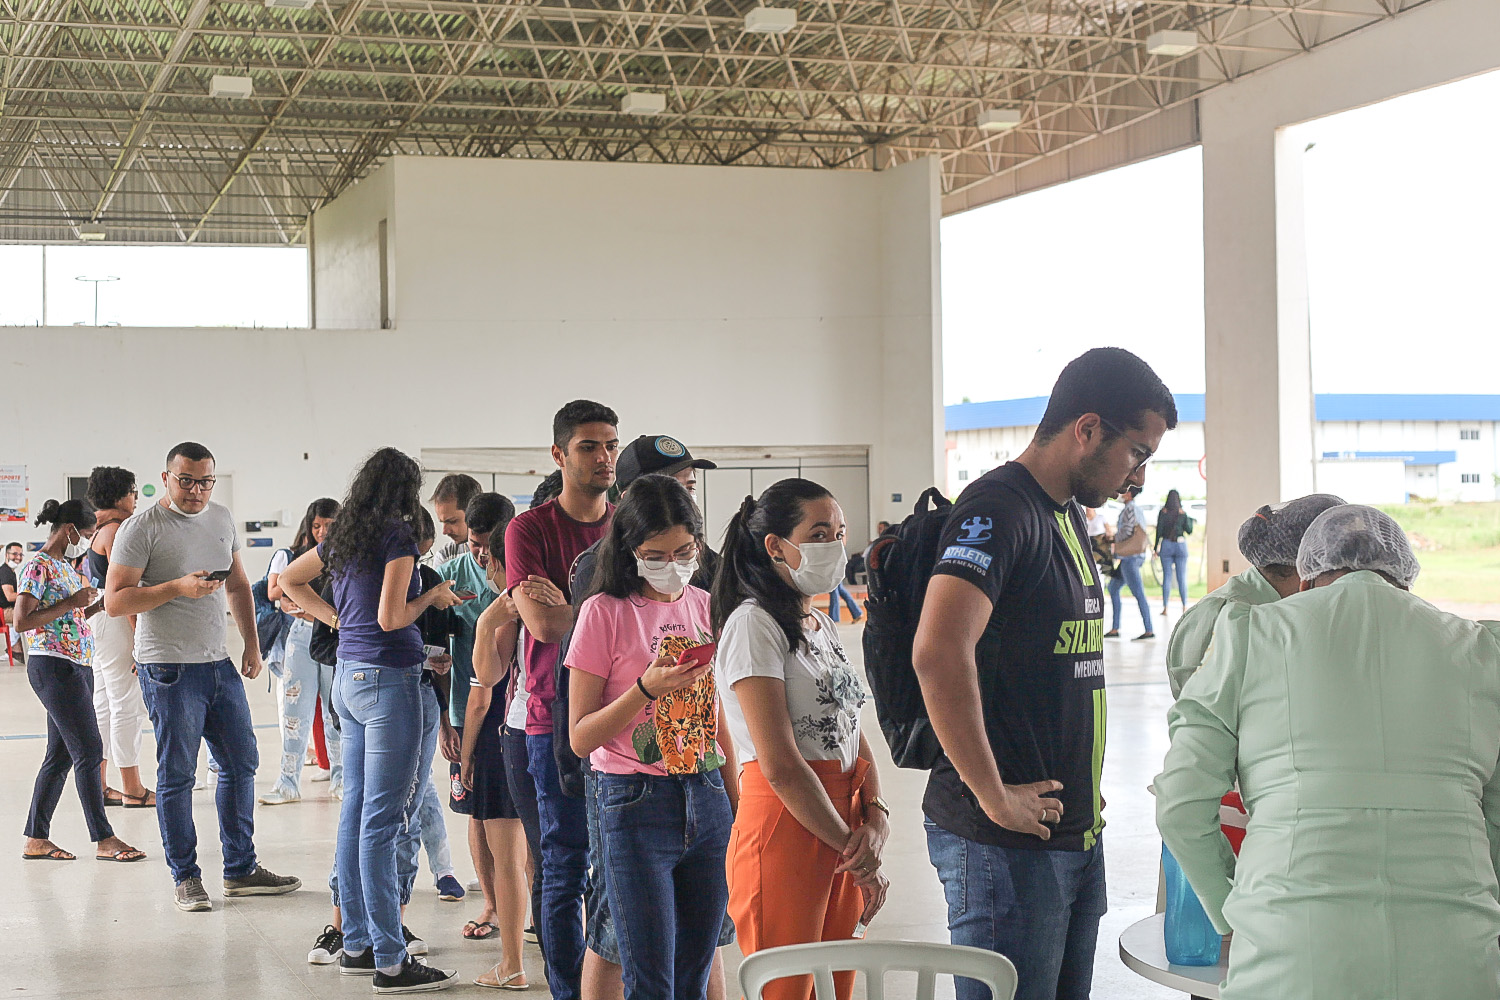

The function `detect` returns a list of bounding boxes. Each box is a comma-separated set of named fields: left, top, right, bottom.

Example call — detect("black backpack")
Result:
left=862, top=487, right=952, bottom=770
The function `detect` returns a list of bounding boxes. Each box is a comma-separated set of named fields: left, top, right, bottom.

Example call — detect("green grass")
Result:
left=1379, top=502, right=1500, bottom=605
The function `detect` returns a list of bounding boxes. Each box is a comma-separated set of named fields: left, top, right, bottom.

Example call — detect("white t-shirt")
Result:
left=717, top=601, right=866, bottom=772
left=267, top=547, right=291, bottom=578
left=507, top=624, right=530, bottom=731
left=1085, top=510, right=1110, bottom=538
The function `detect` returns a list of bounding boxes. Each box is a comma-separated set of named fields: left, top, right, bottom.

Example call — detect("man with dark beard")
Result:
left=912, top=348, right=1176, bottom=1000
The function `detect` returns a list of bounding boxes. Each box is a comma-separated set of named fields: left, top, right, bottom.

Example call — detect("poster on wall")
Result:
left=0, top=465, right=27, bottom=521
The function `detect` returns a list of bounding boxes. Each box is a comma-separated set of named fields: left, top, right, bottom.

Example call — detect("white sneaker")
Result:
left=331, top=783, right=344, bottom=801
left=194, top=773, right=207, bottom=791
left=257, top=787, right=301, bottom=805
left=310, top=768, right=332, bottom=783
left=466, top=878, right=481, bottom=892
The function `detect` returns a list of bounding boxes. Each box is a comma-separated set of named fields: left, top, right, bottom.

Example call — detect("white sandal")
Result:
left=474, top=967, right=529, bottom=991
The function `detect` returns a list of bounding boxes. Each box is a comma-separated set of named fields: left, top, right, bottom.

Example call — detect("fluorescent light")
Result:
left=209, top=74, right=254, bottom=99
left=745, top=7, right=797, bottom=34
left=1145, top=30, right=1199, bottom=56
left=77, top=230, right=106, bottom=241
left=264, top=0, right=316, bottom=8
left=621, top=92, right=666, bottom=116
left=977, top=108, right=1022, bottom=131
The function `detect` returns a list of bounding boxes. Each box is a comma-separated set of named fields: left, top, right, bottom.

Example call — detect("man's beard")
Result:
left=1069, top=450, right=1125, bottom=509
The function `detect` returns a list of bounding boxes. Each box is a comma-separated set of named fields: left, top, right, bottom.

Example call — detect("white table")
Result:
left=1118, top=913, right=1227, bottom=999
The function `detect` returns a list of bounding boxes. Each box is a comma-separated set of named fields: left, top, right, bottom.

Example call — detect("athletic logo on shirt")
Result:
left=941, top=545, right=993, bottom=572
left=955, top=516, right=993, bottom=544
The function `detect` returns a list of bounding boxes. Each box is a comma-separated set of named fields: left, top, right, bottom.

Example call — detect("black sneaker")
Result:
left=522, top=925, right=539, bottom=945
left=402, top=925, right=428, bottom=956
left=340, top=949, right=377, bottom=976
left=224, top=866, right=302, bottom=896
left=309, top=925, right=344, bottom=965
left=174, top=877, right=211, bottom=912
left=372, top=956, right=458, bottom=993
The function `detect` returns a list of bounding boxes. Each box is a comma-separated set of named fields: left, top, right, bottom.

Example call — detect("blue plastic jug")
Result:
left=1162, top=843, right=1222, bottom=966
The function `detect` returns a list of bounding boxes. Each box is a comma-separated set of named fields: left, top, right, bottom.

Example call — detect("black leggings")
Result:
left=503, top=726, right=545, bottom=932
left=26, top=654, right=113, bottom=843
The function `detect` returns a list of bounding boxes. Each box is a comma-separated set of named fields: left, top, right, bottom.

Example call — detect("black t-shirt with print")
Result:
left=924, top=462, right=1107, bottom=852
left=0, top=563, right=16, bottom=609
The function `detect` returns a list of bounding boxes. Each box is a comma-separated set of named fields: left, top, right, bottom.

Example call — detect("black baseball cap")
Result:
left=616, top=435, right=717, bottom=490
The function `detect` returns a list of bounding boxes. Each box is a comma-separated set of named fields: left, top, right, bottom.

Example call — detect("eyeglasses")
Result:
left=170, top=474, right=216, bottom=493
left=636, top=542, right=698, bottom=568
left=1097, top=416, right=1154, bottom=474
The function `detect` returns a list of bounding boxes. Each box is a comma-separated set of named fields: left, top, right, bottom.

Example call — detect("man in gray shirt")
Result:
left=106, top=441, right=300, bottom=912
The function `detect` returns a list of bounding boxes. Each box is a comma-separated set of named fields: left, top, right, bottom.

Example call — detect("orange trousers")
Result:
left=727, top=757, right=870, bottom=1000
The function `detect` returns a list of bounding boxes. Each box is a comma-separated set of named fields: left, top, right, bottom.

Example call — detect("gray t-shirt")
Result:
left=112, top=501, right=240, bottom=664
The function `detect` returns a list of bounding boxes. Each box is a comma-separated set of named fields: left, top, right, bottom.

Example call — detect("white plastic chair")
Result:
left=738, top=939, right=1018, bottom=1000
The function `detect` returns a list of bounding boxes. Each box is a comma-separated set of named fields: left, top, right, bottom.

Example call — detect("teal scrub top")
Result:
left=1165, top=567, right=1281, bottom=698
left=440, top=552, right=495, bottom=727
left=1156, top=572, right=1500, bottom=1000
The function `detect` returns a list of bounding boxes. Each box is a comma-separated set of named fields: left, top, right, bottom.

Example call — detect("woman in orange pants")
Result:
left=712, top=480, right=891, bottom=1000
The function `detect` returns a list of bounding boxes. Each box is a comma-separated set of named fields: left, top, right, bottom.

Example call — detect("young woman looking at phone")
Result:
left=279, top=447, right=463, bottom=993
left=711, top=478, right=889, bottom=1000
left=566, top=474, right=738, bottom=1000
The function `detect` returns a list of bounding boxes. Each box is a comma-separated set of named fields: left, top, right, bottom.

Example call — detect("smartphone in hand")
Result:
left=676, top=642, right=717, bottom=669
left=206, top=568, right=232, bottom=582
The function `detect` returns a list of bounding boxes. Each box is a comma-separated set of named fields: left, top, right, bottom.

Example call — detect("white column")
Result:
left=1201, top=109, right=1316, bottom=589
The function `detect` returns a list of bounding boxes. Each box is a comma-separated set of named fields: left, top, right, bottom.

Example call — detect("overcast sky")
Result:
left=942, top=67, right=1500, bottom=404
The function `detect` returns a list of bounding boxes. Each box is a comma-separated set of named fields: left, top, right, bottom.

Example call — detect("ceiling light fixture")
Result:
left=745, top=7, right=797, bottom=34
left=977, top=108, right=1022, bottom=131
left=209, top=74, right=254, bottom=99
left=621, top=92, right=666, bottom=116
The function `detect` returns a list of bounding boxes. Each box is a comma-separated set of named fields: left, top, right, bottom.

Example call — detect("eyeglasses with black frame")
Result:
left=169, top=474, right=216, bottom=493
left=1097, top=416, right=1154, bottom=473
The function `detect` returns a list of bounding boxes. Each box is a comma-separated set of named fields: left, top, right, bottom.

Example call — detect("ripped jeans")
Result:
left=270, top=618, right=342, bottom=797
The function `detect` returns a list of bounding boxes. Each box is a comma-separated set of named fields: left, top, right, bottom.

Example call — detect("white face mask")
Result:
left=487, top=578, right=504, bottom=596
left=64, top=527, right=91, bottom=561
left=636, top=556, right=697, bottom=596
left=781, top=539, right=849, bottom=597
left=6, top=557, right=20, bottom=567
left=168, top=498, right=205, bottom=518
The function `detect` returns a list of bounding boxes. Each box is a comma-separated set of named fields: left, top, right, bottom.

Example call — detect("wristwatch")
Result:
left=867, top=795, right=891, bottom=819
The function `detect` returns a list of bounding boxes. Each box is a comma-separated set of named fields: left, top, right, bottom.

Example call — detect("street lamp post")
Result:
left=74, top=275, right=120, bottom=326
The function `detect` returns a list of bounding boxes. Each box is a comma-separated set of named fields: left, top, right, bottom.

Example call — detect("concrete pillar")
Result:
left=1201, top=110, right=1316, bottom=589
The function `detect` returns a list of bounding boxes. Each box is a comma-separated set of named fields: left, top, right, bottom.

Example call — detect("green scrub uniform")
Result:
left=1165, top=567, right=1280, bottom=698
left=1156, top=571, right=1500, bottom=1000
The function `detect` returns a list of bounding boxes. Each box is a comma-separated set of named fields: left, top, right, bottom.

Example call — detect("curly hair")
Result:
left=323, top=447, right=423, bottom=576
left=86, top=466, right=136, bottom=509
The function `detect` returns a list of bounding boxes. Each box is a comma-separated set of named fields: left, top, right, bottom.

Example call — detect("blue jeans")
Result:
left=271, top=618, right=342, bottom=797
left=528, top=731, right=589, bottom=1000
left=599, top=771, right=732, bottom=1000
left=826, top=582, right=861, bottom=622
left=397, top=679, right=447, bottom=902
left=138, top=658, right=259, bottom=883
left=333, top=660, right=424, bottom=969
left=1108, top=553, right=1152, bottom=633
left=926, top=821, right=1107, bottom=1000
left=1159, top=539, right=1189, bottom=607
left=584, top=769, right=621, bottom=963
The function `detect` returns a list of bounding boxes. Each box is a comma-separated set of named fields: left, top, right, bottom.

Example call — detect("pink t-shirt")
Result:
left=566, top=586, right=726, bottom=777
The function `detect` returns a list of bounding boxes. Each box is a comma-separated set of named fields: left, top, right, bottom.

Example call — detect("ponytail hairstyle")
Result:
left=584, top=474, right=702, bottom=604
left=34, top=497, right=98, bottom=534
left=292, top=497, right=341, bottom=556
left=710, top=477, right=832, bottom=653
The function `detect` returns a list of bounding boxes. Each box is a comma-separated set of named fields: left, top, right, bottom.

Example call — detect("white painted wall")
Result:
left=311, top=165, right=393, bottom=330
left=1200, top=0, right=1500, bottom=586
left=313, top=154, right=944, bottom=531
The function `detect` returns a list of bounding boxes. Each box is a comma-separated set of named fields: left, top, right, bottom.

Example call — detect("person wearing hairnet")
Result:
left=1164, top=495, right=1344, bottom=697
left=1155, top=505, right=1500, bottom=1000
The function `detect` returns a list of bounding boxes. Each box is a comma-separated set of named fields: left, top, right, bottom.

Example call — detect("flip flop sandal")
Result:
left=22, top=848, right=75, bottom=861
left=104, top=788, right=125, bottom=807
left=96, top=847, right=148, bottom=863
left=463, top=921, right=498, bottom=940
left=475, top=969, right=530, bottom=991
left=122, top=790, right=156, bottom=808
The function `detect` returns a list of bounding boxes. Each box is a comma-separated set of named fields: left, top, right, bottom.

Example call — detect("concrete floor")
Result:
left=1, top=607, right=1188, bottom=1000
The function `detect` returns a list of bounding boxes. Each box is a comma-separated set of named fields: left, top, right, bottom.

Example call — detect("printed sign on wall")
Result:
left=0, top=466, right=27, bottom=522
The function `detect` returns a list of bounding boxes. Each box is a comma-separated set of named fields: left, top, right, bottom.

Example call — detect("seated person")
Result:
left=1165, top=494, right=1344, bottom=697
left=1156, top=505, right=1500, bottom=1000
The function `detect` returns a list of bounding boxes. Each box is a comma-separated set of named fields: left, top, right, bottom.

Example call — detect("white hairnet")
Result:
left=1295, top=504, right=1420, bottom=587
left=1237, top=494, right=1346, bottom=568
